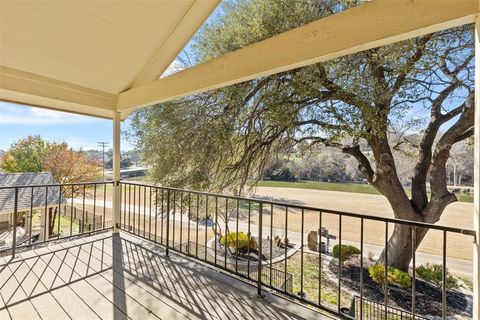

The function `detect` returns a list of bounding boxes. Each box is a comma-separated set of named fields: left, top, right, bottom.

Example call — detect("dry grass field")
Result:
left=253, top=186, right=474, bottom=261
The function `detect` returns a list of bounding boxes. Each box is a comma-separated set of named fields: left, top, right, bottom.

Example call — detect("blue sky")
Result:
left=0, top=101, right=134, bottom=151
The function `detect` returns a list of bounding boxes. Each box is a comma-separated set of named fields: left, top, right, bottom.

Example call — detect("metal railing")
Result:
left=0, top=181, right=114, bottom=257
left=351, top=295, right=429, bottom=320
left=1, top=180, right=475, bottom=319
left=119, top=181, right=476, bottom=320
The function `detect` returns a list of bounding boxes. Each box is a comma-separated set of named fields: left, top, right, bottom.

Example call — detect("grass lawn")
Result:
left=257, top=180, right=473, bottom=203
left=32, top=212, right=81, bottom=236
left=273, top=252, right=352, bottom=309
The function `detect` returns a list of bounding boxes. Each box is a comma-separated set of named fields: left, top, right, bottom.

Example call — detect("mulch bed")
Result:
left=209, top=238, right=295, bottom=262
left=328, top=256, right=471, bottom=318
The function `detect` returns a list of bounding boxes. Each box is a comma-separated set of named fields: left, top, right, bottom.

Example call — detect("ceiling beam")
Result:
left=1, top=66, right=117, bottom=119
left=117, top=0, right=479, bottom=115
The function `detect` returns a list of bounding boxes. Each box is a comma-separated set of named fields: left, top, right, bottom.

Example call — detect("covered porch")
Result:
left=1, top=0, right=480, bottom=319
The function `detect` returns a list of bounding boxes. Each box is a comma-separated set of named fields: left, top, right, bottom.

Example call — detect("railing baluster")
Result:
left=117, top=182, right=120, bottom=231
left=103, top=183, right=106, bottom=229
left=133, top=185, right=136, bottom=234
left=149, top=187, right=152, bottom=240
left=300, top=208, right=304, bottom=299
left=174, top=191, right=178, bottom=247
left=93, top=184, right=97, bottom=232
left=138, top=185, right=141, bottom=234
left=214, top=196, right=218, bottom=265
left=225, top=198, right=228, bottom=270
left=57, top=185, right=62, bottom=238
left=44, top=186, right=49, bottom=241
left=319, top=210, right=322, bottom=306
left=247, top=201, right=251, bottom=278
left=166, top=189, right=170, bottom=256
left=188, top=192, right=191, bottom=254
left=82, top=184, right=86, bottom=234
left=338, top=214, right=342, bottom=313
left=384, top=222, right=389, bottom=320
left=196, top=193, right=199, bottom=258
left=180, top=191, right=184, bottom=250
left=284, top=206, right=288, bottom=293
left=11, top=187, right=19, bottom=259
left=70, top=185, right=74, bottom=236
left=412, top=226, right=416, bottom=319
left=236, top=199, right=239, bottom=274
left=155, top=188, right=158, bottom=243
left=442, top=230, right=447, bottom=320
left=270, top=203, right=273, bottom=288
left=128, top=184, right=132, bottom=232
left=123, top=183, right=126, bottom=229
left=161, top=189, right=164, bottom=244
left=29, top=187, right=34, bottom=246
left=360, top=218, right=364, bottom=320
left=205, top=195, right=209, bottom=261
left=143, top=186, right=147, bottom=237
left=257, top=202, right=263, bottom=296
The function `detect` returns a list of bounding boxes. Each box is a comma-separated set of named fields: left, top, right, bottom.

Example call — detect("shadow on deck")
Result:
left=0, top=232, right=332, bottom=319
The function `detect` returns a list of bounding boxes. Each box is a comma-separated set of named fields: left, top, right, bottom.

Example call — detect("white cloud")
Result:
left=0, top=101, right=98, bottom=125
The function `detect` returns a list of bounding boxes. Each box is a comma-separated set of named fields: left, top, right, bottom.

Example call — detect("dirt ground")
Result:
left=252, top=186, right=474, bottom=261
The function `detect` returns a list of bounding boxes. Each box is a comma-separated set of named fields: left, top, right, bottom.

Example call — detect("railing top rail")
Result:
left=120, top=181, right=476, bottom=237
left=0, top=181, right=114, bottom=190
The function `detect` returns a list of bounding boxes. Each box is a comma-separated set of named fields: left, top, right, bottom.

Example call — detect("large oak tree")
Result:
left=129, top=0, right=474, bottom=271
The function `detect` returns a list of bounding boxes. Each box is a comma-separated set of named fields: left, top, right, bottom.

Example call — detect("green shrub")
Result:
left=369, top=265, right=411, bottom=289
left=332, top=244, right=360, bottom=262
left=415, top=263, right=458, bottom=289
left=220, top=232, right=250, bottom=251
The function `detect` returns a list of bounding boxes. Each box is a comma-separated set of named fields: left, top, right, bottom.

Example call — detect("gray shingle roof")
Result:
left=0, top=173, right=63, bottom=213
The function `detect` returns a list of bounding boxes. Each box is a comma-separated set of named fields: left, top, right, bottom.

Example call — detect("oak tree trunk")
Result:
left=378, top=224, right=428, bottom=271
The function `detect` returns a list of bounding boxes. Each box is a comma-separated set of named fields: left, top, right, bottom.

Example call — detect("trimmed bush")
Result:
left=416, top=263, right=458, bottom=289
left=332, top=244, right=360, bottom=262
left=369, top=265, right=411, bottom=289
left=220, top=232, right=250, bottom=251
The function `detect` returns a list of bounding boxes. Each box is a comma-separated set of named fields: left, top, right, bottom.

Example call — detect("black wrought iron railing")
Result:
left=119, top=182, right=476, bottom=320
left=1, top=180, right=476, bottom=319
left=0, top=181, right=114, bottom=257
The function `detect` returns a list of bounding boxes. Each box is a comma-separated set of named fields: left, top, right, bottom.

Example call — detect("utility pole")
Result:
left=98, top=141, right=109, bottom=181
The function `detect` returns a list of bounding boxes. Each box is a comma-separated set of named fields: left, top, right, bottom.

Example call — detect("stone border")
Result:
left=205, top=237, right=300, bottom=266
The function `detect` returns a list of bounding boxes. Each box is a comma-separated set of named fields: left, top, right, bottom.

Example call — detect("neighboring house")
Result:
left=0, top=172, right=62, bottom=241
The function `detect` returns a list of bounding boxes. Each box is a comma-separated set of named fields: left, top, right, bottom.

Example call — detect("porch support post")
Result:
left=112, top=111, right=121, bottom=233
left=473, top=14, right=480, bottom=320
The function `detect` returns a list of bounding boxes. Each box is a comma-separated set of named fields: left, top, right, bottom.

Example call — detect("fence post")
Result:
left=257, top=202, right=263, bottom=296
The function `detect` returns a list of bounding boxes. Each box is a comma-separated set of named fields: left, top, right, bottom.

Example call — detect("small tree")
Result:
left=1, top=136, right=102, bottom=235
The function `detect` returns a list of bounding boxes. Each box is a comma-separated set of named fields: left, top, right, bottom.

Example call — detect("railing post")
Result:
left=112, top=111, right=121, bottom=233
left=11, top=187, right=18, bottom=259
left=473, top=14, right=480, bottom=319
left=257, top=202, right=263, bottom=296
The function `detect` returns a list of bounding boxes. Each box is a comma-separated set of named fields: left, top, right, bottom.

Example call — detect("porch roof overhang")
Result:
left=0, top=0, right=479, bottom=120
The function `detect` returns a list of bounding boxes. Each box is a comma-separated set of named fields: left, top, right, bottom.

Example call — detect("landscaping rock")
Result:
left=307, top=230, right=318, bottom=251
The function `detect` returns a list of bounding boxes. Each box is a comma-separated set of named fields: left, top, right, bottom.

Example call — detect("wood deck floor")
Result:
left=0, top=232, right=331, bottom=320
